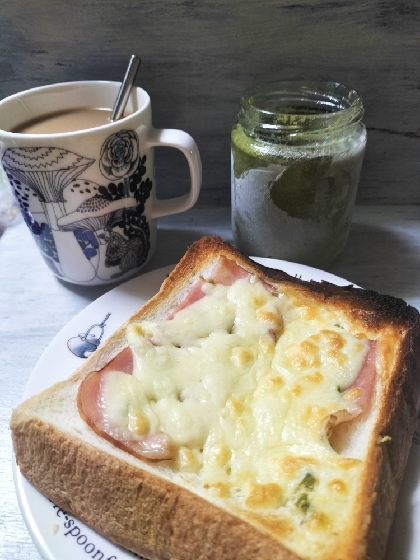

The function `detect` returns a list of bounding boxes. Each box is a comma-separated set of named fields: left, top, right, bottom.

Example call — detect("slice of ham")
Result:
left=78, top=348, right=135, bottom=429
left=170, top=278, right=206, bottom=316
left=78, top=257, right=378, bottom=462
left=343, top=340, right=377, bottom=413
left=210, top=256, right=251, bottom=286
left=328, top=340, right=377, bottom=431
left=78, top=257, right=252, bottom=462
left=99, top=346, right=133, bottom=376
left=171, top=257, right=252, bottom=315
left=77, top=349, right=174, bottom=461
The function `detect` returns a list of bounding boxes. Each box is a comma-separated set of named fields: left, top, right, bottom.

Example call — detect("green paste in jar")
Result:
left=231, top=82, right=366, bottom=267
left=231, top=121, right=363, bottom=224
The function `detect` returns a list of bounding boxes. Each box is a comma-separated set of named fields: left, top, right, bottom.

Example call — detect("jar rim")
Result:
left=239, top=80, right=364, bottom=138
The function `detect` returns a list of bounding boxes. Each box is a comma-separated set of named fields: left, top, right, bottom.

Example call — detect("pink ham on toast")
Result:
left=78, top=256, right=377, bottom=462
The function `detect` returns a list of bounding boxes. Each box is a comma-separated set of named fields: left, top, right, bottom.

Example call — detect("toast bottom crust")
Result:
left=13, top=418, right=302, bottom=560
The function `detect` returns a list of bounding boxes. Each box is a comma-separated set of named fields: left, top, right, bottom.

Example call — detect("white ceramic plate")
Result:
left=13, top=259, right=420, bottom=560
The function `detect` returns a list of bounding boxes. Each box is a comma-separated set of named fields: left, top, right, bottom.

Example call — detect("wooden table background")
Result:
left=0, top=0, right=419, bottom=207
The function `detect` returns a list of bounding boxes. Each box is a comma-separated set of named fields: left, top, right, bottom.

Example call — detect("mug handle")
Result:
left=146, top=128, right=202, bottom=218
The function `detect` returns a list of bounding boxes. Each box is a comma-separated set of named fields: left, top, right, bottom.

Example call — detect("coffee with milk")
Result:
left=12, top=107, right=122, bottom=134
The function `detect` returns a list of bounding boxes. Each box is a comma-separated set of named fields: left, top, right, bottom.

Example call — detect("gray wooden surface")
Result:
left=0, top=0, right=419, bottom=206
left=1, top=205, right=420, bottom=560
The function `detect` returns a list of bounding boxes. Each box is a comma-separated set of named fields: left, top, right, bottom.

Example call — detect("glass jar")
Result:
left=231, top=81, right=366, bottom=268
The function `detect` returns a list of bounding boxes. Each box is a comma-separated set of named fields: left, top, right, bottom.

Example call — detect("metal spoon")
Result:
left=110, top=55, right=141, bottom=122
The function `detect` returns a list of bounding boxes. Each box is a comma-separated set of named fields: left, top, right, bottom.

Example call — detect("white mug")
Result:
left=0, top=81, right=201, bottom=285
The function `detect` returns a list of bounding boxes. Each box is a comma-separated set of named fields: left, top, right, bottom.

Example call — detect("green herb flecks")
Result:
left=295, top=473, right=317, bottom=514
left=298, top=473, right=316, bottom=491
left=199, top=275, right=215, bottom=284
left=296, top=493, right=311, bottom=513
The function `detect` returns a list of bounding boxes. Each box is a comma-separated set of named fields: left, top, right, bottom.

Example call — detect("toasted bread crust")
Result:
left=11, top=236, right=420, bottom=560
left=12, top=418, right=301, bottom=560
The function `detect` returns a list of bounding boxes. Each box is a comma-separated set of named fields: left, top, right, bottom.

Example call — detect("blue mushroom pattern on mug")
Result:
left=1, top=130, right=152, bottom=282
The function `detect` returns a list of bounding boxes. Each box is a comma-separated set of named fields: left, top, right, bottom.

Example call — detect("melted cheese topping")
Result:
left=101, top=276, right=372, bottom=557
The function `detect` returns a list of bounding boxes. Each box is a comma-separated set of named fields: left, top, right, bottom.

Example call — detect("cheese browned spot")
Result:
left=245, top=483, right=282, bottom=509
left=278, top=457, right=319, bottom=477
left=328, top=479, right=348, bottom=493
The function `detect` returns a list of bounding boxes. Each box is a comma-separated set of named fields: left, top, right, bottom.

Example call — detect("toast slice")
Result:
left=11, top=236, right=420, bottom=560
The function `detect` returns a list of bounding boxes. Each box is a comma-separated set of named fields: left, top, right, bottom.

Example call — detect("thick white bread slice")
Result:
left=11, top=236, right=420, bottom=560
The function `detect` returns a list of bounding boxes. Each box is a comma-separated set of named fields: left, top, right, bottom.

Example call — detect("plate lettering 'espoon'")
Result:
left=110, top=54, right=141, bottom=122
